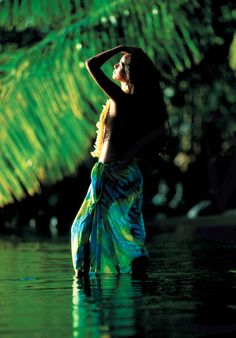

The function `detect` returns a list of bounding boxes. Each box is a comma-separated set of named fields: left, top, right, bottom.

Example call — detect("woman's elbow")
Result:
left=85, top=59, right=90, bottom=70
left=85, top=57, right=99, bottom=71
left=85, top=58, right=95, bottom=69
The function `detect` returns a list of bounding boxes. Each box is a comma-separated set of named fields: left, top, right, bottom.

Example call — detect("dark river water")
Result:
left=1, top=221, right=236, bottom=338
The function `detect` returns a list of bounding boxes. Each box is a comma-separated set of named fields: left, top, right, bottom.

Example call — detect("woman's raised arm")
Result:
left=85, top=46, right=125, bottom=101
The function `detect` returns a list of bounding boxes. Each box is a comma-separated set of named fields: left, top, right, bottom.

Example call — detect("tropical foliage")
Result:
left=0, top=0, right=235, bottom=207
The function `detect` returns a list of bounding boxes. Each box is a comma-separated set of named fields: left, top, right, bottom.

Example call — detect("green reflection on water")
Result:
left=1, top=227, right=236, bottom=338
left=0, top=240, right=73, bottom=338
left=72, top=274, right=144, bottom=338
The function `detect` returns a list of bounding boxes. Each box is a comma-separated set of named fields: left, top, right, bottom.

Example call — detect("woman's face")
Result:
left=112, top=54, right=131, bottom=83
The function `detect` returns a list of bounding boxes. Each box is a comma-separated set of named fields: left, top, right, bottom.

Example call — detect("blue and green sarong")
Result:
left=71, top=159, right=149, bottom=274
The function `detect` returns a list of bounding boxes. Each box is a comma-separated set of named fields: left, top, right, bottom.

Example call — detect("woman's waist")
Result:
left=99, top=140, right=136, bottom=164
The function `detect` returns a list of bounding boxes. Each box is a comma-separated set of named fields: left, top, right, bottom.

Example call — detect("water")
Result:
left=1, top=222, right=236, bottom=338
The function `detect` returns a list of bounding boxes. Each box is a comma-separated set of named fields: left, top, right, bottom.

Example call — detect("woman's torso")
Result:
left=99, top=95, right=149, bottom=163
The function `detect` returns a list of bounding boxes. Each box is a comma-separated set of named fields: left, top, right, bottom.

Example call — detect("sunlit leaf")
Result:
left=0, top=0, right=224, bottom=206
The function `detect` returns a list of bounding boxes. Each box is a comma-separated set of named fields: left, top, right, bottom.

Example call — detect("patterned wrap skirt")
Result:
left=71, top=159, right=149, bottom=274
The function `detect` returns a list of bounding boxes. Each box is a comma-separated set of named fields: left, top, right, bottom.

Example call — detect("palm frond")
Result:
left=0, top=0, right=217, bottom=206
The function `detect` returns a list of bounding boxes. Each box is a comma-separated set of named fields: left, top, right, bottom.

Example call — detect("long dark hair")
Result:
left=127, top=49, right=170, bottom=158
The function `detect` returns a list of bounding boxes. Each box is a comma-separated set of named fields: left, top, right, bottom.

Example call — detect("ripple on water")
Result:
left=0, top=228, right=236, bottom=338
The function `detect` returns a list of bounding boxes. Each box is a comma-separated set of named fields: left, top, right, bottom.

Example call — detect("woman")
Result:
left=71, top=45, right=169, bottom=277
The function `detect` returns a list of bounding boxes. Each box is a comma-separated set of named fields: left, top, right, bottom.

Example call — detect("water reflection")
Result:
left=72, top=275, right=145, bottom=338
left=1, top=222, right=236, bottom=338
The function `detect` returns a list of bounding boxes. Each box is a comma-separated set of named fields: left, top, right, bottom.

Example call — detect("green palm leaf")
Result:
left=0, top=0, right=215, bottom=206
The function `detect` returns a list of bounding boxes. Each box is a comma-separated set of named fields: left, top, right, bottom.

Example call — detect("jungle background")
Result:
left=0, top=0, right=236, bottom=237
